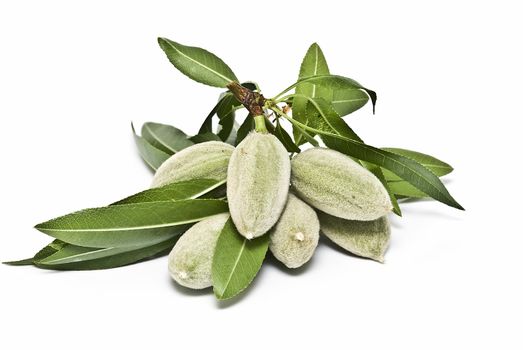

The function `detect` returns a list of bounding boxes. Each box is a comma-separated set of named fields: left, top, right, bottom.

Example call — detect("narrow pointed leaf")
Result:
left=197, top=82, right=255, bottom=142
left=300, top=99, right=400, bottom=215
left=291, top=119, right=319, bottom=146
left=216, top=94, right=240, bottom=141
left=141, top=122, right=193, bottom=154
left=34, top=236, right=179, bottom=270
left=212, top=218, right=269, bottom=300
left=3, top=240, right=68, bottom=266
left=275, top=121, right=301, bottom=153
left=281, top=74, right=376, bottom=113
left=366, top=164, right=402, bottom=216
left=158, top=37, right=238, bottom=88
left=189, top=132, right=221, bottom=143
left=282, top=104, right=463, bottom=210
left=132, top=123, right=170, bottom=170
left=381, top=148, right=454, bottom=180
left=112, top=179, right=226, bottom=205
left=2, top=258, right=34, bottom=266
left=293, top=43, right=331, bottom=145
left=295, top=43, right=332, bottom=102
left=327, top=138, right=462, bottom=209
left=388, top=181, right=429, bottom=198
left=332, top=88, right=370, bottom=116
left=198, top=99, right=222, bottom=135
left=35, top=199, right=228, bottom=248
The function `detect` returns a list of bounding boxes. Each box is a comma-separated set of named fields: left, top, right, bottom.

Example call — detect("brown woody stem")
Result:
left=227, top=82, right=266, bottom=118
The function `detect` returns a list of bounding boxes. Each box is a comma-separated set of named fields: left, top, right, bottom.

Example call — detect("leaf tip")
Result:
left=366, top=89, right=377, bottom=114
left=2, top=258, right=34, bottom=266
left=392, top=207, right=402, bottom=217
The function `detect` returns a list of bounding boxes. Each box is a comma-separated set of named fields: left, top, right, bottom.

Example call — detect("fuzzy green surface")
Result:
left=291, top=148, right=392, bottom=221
left=168, top=213, right=229, bottom=289
left=269, top=193, right=319, bottom=268
left=151, top=141, right=234, bottom=188
left=319, top=212, right=390, bottom=262
left=227, top=132, right=291, bottom=239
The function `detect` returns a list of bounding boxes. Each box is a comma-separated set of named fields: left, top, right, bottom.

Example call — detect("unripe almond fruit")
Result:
left=152, top=141, right=234, bottom=188
left=168, top=213, right=229, bottom=289
left=291, top=147, right=392, bottom=221
left=227, top=132, right=291, bottom=239
left=319, top=211, right=390, bottom=263
left=269, top=193, right=319, bottom=268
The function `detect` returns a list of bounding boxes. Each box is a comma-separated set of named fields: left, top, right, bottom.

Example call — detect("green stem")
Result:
left=270, top=105, right=318, bottom=146
left=254, top=114, right=268, bottom=133
left=272, top=75, right=333, bottom=100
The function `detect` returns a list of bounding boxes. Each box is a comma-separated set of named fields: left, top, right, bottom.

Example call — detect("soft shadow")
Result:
left=320, top=235, right=384, bottom=264
left=168, top=275, right=211, bottom=297
left=397, top=203, right=465, bottom=221
left=389, top=214, right=405, bottom=229
left=263, top=251, right=315, bottom=276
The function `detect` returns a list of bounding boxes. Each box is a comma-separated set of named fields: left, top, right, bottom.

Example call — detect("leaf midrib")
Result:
left=218, top=238, right=246, bottom=297
left=164, top=40, right=233, bottom=85
left=143, top=124, right=177, bottom=153
left=37, top=215, right=211, bottom=233
left=311, top=45, right=319, bottom=98
left=285, top=115, right=459, bottom=207
left=332, top=97, right=368, bottom=104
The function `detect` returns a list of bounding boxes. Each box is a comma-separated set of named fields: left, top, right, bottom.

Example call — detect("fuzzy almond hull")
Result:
left=152, top=141, right=234, bottom=188
left=319, top=211, right=390, bottom=262
left=291, top=147, right=392, bottom=221
left=269, top=193, right=319, bottom=268
left=227, top=132, right=291, bottom=239
left=168, top=213, right=229, bottom=289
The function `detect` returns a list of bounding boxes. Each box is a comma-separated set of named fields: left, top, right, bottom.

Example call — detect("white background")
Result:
left=1, top=1, right=522, bottom=349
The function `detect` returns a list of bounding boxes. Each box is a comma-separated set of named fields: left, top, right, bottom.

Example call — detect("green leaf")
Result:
left=236, top=114, right=255, bottom=145
left=2, top=258, right=34, bottom=266
left=277, top=74, right=376, bottom=113
left=303, top=75, right=376, bottom=113
left=34, top=236, right=178, bottom=270
left=3, top=240, right=68, bottom=266
left=141, top=122, right=193, bottom=154
left=189, top=132, right=221, bottom=143
left=16, top=180, right=224, bottom=269
left=10, top=180, right=226, bottom=269
left=197, top=82, right=256, bottom=143
left=35, top=199, right=229, bottom=248
left=293, top=43, right=331, bottom=145
left=381, top=148, right=453, bottom=180
left=132, top=123, right=170, bottom=171
left=275, top=120, right=300, bottom=153
left=298, top=99, right=400, bottom=214
left=290, top=119, right=319, bottom=146
left=332, top=88, right=370, bottom=117
left=212, top=218, right=269, bottom=300
left=282, top=101, right=463, bottom=210
left=112, top=179, right=226, bottom=205
left=295, top=43, right=332, bottom=101
left=387, top=181, right=429, bottom=198
left=366, top=164, right=402, bottom=216
left=216, top=94, right=240, bottom=141
left=158, top=37, right=238, bottom=88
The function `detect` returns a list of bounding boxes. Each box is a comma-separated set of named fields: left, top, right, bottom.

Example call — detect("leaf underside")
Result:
left=158, top=37, right=238, bottom=88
